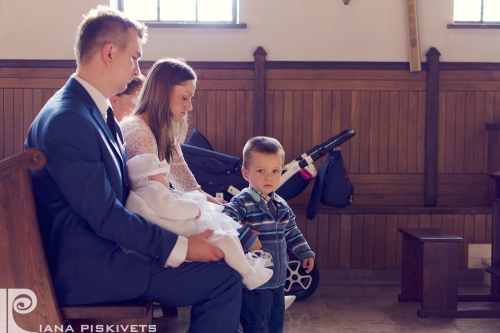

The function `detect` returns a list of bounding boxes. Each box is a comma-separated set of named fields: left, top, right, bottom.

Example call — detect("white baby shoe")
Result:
left=242, top=267, right=273, bottom=290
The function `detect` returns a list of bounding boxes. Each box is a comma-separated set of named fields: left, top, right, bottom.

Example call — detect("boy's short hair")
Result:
left=243, top=136, right=285, bottom=169
left=115, top=74, right=145, bottom=97
left=75, top=5, right=148, bottom=65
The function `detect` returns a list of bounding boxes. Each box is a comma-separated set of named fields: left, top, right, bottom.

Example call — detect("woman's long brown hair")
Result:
left=133, top=58, right=197, bottom=162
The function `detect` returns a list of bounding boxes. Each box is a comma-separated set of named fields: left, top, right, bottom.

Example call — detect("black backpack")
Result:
left=306, top=150, right=354, bottom=220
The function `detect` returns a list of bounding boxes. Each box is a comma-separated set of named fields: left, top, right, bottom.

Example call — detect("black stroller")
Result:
left=180, top=129, right=356, bottom=301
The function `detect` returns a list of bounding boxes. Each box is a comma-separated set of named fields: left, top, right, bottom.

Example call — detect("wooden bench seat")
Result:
left=0, top=149, right=153, bottom=332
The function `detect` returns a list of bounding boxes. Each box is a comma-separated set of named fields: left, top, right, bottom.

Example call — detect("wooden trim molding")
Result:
left=253, top=46, right=267, bottom=136
left=424, top=47, right=441, bottom=206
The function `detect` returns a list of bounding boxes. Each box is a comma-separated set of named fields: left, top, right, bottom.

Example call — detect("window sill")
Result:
left=448, top=23, right=500, bottom=29
left=143, top=22, right=247, bottom=29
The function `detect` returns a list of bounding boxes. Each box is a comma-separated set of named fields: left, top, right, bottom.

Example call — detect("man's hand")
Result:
left=186, top=229, right=224, bottom=262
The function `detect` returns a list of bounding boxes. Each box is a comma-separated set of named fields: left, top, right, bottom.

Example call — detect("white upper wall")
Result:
left=0, top=0, right=498, bottom=62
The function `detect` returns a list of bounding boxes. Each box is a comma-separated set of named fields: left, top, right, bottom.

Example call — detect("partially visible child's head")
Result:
left=242, top=136, right=285, bottom=195
left=111, top=74, right=145, bottom=121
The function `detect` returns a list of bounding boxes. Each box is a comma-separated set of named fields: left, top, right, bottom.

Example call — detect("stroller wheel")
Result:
left=284, top=252, right=320, bottom=301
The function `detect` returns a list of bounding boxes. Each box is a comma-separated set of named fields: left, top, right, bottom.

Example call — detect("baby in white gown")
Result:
left=125, top=153, right=273, bottom=290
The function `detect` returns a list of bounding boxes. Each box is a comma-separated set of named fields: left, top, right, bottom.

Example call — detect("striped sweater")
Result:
left=222, top=187, right=315, bottom=289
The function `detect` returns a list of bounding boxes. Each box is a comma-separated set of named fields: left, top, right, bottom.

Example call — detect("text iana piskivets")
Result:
left=39, top=324, right=156, bottom=332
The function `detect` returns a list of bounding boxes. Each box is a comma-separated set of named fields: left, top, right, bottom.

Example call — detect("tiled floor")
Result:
left=154, top=281, right=500, bottom=332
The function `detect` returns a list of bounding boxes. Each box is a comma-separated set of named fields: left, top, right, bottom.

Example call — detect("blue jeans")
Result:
left=240, top=286, right=285, bottom=333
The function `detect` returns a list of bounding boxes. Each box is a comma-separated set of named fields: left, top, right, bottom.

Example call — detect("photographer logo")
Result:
left=0, top=288, right=38, bottom=333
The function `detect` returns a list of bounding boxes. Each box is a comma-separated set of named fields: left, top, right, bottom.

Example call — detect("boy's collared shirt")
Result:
left=250, top=186, right=277, bottom=217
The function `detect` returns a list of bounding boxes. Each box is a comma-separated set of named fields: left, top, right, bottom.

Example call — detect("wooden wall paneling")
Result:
left=304, top=213, right=319, bottom=257
left=362, top=214, right=375, bottom=268
left=419, top=214, right=431, bottom=228
left=445, top=92, right=457, bottom=173
left=312, top=91, right=322, bottom=146
left=369, top=91, right=380, bottom=174
left=373, top=214, right=386, bottom=268
left=384, top=214, right=398, bottom=268
left=205, top=91, right=217, bottom=147
left=437, top=91, right=447, bottom=174
left=216, top=91, right=226, bottom=151
left=474, top=92, right=486, bottom=174
left=0, top=89, right=3, bottom=160
left=331, top=90, right=342, bottom=138
left=320, top=91, right=331, bottom=144
left=292, top=91, right=303, bottom=160
left=234, top=91, right=246, bottom=154
left=395, top=214, right=409, bottom=269
left=388, top=92, right=399, bottom=173
left=283, top=91, right=293, bottom=161
left=193, top=90, right=207, bottom=136
left=245, top=91, right=254, bottom=141
left=271, top=91, right=283, bottom=141
left=453, top=214, right=466, bottom=268
left=340, top=91, right=352, bottom=167
left=442, top=214, right=454, bottom=234
left=463, top=214, right=476, bottom=267
left=23, top=89, right=33, bottom=141
left=351, top=214, right=364, bottom=268
left=225, top=91, right=236, bottom=156
left=474, top=214, right=486, bottom=243
left=302, top=90, right=313, bottom=157
left=13, top=89, right=24, bottom=155
left=464, top=91, right=476, bottom=174
left=271, top=79, right=426, bottom=91
left=317, top=214, right=330, bottom=269
left=455, top=92, right=466, bottom=173
left=495, top=92, right=500, bottom=123
left=417, top=91, right=426, bottom=174
left=379, top=91, right=390, bottom=173
left=350, top=91, right=361, bottom=173
left=42, top=89, right=53, bottom=105
left=265, top=90, right=274, bottom=137
left=339, top=214, right=352, bottom=269
left=398, top=91, right=409, bottom=173
left=407, top=91, right=418, bottom=173
left=359, top=91, right=370, bottom=174
left=486, top=214, right=493, bottom=243
left=3, top=89, right=13, bottom=159
left=328, top=214, right=341, bottom=269
left=430, top=214, right=443, bottom=229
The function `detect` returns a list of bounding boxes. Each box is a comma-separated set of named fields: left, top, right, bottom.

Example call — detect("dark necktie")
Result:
left=106, top=107, right=117, bottom=141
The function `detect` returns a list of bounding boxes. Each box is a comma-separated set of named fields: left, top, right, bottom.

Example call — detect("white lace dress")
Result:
left=120, top=116, right=201, bottom=192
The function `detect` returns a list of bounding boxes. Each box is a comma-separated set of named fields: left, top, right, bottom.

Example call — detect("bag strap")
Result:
left=306, top=158, right=329, bottom=220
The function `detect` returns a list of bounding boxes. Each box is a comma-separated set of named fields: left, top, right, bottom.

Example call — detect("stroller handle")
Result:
left=293, top=129, right=356, bottom=162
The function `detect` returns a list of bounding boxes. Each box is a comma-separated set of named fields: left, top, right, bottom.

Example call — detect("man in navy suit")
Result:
left=25, top=6, right=241, bottom=332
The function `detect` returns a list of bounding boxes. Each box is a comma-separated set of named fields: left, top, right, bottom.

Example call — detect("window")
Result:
left=453, top=0, right=500, bottom=23
left=116, top=0, right=244, bottom=27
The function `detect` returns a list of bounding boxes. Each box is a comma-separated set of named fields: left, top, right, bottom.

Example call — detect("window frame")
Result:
left=117, top=0, right=246, bottom=28
left=449, top=0, right=500, bottom=29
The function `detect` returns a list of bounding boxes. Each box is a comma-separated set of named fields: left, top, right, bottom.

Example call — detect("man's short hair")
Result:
left=243, top=136, right=285, bottom=169
left=74, top=5, right=148, bottom=65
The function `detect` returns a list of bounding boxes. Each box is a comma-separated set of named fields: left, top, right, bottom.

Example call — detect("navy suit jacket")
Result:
left=25, top=77, right=179, bottom=306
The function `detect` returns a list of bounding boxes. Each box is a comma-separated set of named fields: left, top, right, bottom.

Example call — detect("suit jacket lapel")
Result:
left=66, top=78, right=127, bottom=179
